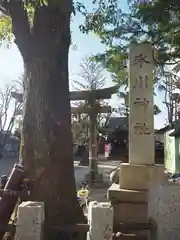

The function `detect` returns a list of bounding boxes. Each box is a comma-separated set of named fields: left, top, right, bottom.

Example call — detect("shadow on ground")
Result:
left=0, top=158, right=119, bottom=202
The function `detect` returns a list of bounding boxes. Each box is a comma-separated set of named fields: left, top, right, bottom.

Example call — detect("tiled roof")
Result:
left=108, top=117, right=128, bottom=130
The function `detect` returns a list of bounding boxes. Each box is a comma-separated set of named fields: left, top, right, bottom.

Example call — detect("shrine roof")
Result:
left=108, top=117, right=128, bottom=131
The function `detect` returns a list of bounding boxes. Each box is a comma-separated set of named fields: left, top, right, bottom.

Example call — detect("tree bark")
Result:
left=13, top=3, right=85, bottom=239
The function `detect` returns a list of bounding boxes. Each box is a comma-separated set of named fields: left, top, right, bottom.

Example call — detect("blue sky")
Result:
left=0, top=0, right=167, bottom=129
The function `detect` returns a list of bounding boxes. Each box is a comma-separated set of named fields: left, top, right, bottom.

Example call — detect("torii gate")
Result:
left=70, top=86, right=118, bottom=184
left=11, top=85, right=118, bottom=184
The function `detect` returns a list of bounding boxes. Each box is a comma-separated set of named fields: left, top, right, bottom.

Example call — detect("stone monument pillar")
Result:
left=119, top=43, right=165, bottom=190
left=108, top=44, right=165, bottom=234
left=129, top=43, right=154, bottom=165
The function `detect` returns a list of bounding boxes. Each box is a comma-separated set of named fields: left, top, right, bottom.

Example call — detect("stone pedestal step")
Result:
left=113, top=202, right=148, bottom=223
left=119, top=163, right=165, bottom=190
left=108, top=184, right=148, bottom=223
left=113, top=222, right=153, bottom=240
left=114, top=233, right=148, bottom=240
left=108, top=184, right=148, bottom=203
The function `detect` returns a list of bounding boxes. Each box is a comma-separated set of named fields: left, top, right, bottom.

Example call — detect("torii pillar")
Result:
left=71, top=86, right=117, bottom=184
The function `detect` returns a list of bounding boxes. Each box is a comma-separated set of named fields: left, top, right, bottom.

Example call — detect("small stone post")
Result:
left=15, top=201, right=44, bottom=240
left=87, top=201, right=113, bottom=240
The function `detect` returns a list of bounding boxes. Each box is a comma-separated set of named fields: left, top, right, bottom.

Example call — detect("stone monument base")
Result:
left=108, top=184, right=148, bottom=223
left=119, top=163, right=165, bottom=190
left=107, top=163, right=166, bottom=231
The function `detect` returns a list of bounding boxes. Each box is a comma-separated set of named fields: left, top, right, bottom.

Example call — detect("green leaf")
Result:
left=40, top=0, right=48, bottom=6
left=0, top=16, right=12, bottom=43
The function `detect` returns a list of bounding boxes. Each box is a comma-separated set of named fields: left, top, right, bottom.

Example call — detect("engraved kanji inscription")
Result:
left=132, top=75, right=148, bottom=88
left=132, top=53, right=151, bottom=68
left=133, top=122, right=151, bottom=135
left=133, top=98, right=149, bottom=110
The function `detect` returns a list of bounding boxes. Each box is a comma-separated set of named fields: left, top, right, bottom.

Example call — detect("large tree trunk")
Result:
left=13, top=3, right=84, bottom=239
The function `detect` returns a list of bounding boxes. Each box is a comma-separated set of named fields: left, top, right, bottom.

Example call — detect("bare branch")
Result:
left=72, top=57, right=115, bottom=143
left=76, top=56, right=106, bottom=91
left=0, top=84, right=22, bottom=132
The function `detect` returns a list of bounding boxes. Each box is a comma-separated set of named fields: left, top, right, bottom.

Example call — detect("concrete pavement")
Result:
left=0, top=157, right=120, bottom=187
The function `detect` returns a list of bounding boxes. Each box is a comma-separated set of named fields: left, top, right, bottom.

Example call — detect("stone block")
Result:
left=15, top=201, right=44, bottom=240
left=87, top=201, right=113, bottom=240
left=107, top=184, right=148, bottom=223
left=107, top=183, right=148, bottom=203
left=113, top=202, right=147, bottom=224
left=119, top=163, right=165, bottom=190
left=148, top=184, right=180, bottom=240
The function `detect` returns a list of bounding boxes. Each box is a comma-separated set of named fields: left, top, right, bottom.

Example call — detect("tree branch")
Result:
left=1, top=0, right=32, bottom=61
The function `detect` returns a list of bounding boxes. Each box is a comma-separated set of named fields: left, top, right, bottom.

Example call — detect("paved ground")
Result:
left=74, top=161, right=120, bottom=202
left=0, top=157, right=119, bottom=204
left=0, top=157, right=120, bottom=186
left=74, top=160, right=120, bottom=186
left=0, top=157, right=18, bottom=177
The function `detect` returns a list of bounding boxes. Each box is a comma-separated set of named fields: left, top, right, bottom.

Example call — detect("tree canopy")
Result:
left=0, top=0, right=77, bottom=62
left=1, top=0, right=179, bottom=78
left=132, top=0, right=180, bottom=66
left=80, top=0, right=180, bottom=78
left=79, top=0, right=180, bottom=118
